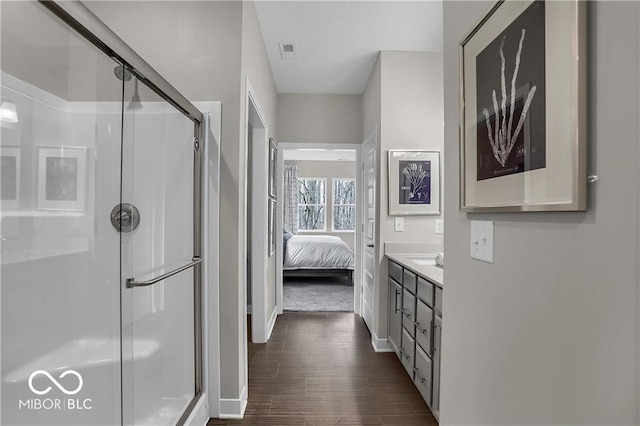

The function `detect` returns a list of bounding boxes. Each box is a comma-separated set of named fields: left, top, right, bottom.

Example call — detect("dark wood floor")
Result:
left=208, top=313, right=438, bottom=425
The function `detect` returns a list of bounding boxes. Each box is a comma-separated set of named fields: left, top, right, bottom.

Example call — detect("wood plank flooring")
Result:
left=208, top=313, right=438, bottom=425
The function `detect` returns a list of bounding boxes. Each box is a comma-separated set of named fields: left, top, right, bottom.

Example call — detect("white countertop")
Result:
left=386, top=253, right=444, bottom=288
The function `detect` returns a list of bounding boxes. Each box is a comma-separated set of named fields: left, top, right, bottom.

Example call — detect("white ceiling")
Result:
left=254, top=1, right=443, bottom=95
left=283, top=148, right=356, bottom=161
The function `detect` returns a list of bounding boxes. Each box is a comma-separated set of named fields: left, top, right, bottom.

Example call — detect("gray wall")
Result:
left=286, top=159, right=356, bottom=250
left=441, top=2, right=640, bottom=424
left=277, top=94, right=363, bottom=144
left=363, top=51, right=444, bottom=341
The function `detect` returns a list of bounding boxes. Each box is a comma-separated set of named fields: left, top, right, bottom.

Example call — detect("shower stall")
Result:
left=1, top=1, right=205, bottom=424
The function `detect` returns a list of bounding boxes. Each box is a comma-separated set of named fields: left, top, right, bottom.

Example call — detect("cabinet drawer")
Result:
left=403, top=269, right=417, bottom=294
left=414, top=344, right=433, bottom=406
left=417, top=276, right=434, bottom=307
left=400, top=328, right=415, bottom=379
left=415, top=299, right=432, bottom=354
left=389, top=260, right=403, bottom=284
left=435, top=286, right=443, bottom=315
left=402, top=289, right=416, bottom=337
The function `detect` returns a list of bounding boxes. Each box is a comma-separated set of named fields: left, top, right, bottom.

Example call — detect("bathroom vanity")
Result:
left=386, top=254, right=443, bottom=420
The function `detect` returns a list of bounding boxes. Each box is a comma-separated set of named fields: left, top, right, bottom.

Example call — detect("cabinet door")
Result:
left=414, top=344, right=433, bottom=406
left=400, top=328, right=415, bottom=379
left=402, top=289, right=416, bottom=337
left=388, top=278, right=402, bottom=357
left=415, top=299, right=432, bottom=355
left=432, top=314, right=442, bottom=418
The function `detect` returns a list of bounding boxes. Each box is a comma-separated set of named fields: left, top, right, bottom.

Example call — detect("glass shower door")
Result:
left=0, top=2, right=124, bottom=425
left=120, top=75, right=199, bottom=425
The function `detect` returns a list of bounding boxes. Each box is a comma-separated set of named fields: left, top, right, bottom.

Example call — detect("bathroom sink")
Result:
left=406, top=257, right=435, bottom=266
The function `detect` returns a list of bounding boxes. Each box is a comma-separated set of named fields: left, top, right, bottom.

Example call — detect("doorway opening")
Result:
left=277, top=145, right=363, bottom=313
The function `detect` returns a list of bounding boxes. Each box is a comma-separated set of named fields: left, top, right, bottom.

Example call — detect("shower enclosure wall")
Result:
left=1, top=2, right=205, bottom=424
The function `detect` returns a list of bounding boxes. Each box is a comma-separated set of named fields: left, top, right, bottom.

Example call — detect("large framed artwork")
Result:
left=37, top=146, right=87, bottom=211
left=459, top=0, right=586, bottom=212
left=388, top=150, right=440, bottom=216
left=1, top=146, right=21, bottom=209
left=268, top=138, right=277, bottom=198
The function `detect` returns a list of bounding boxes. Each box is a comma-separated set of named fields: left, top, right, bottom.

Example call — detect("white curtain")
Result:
left=283, top=164, right=299, bottom=234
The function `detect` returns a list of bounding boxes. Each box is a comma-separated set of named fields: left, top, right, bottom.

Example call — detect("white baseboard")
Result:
left=184, top=393, right=209, bottom=426
left=219, top=385, right=247, bottom=419
left=266, top=307, right=278, bottom=340
left=371, top=330, right=393, bottom=353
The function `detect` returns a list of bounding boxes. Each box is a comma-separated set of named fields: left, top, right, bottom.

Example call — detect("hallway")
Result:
left=209, top=313, right=437, bottom=425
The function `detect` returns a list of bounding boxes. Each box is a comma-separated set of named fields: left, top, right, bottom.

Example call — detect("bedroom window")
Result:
left=333, top=179, right=356, bottom=231
left=298, top=178, right=326, bottom=230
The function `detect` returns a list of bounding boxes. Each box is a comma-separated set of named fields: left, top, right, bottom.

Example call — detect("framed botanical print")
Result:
left=388, top=150, right=440, bottom=216
left=459, top=0, right=586, bottom=212
left=37, top=146, right=87, bottom=211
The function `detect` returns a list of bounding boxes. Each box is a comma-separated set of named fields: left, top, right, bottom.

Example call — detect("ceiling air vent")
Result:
left=279, top=43, right=297, bottom=60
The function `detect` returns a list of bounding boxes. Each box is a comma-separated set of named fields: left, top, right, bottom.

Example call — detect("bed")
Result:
left=283, top=234, right=355, bottom=286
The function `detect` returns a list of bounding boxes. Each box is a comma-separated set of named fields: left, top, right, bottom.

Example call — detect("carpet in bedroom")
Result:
left=283, top=276, right=353, bottom=312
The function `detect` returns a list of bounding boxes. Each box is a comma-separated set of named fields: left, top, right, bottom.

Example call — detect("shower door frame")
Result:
left=37, top=1, right=205, bottom=424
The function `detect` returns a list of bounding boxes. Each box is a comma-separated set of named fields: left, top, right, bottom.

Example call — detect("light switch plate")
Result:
left=435, top=220, right=444, bottom=234
left=470, top=220, right=494, bottom=263
left=394, top=217, right=404, bottom=232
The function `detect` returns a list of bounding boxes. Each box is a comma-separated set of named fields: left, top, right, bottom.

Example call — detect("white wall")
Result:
left=363, top=51, right=444, bottom=342
left=285, top=159, right=356, bottom=250
left=277, top=94, right=362, bottom=144
left=441, top=2, right=640, bottom=424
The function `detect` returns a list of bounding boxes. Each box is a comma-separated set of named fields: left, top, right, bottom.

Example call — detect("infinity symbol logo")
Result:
left=28, top=370, right=83, bottom=396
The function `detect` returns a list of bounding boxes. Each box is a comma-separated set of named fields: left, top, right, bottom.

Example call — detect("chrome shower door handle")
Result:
left=126, top=257, right=203, bottom=288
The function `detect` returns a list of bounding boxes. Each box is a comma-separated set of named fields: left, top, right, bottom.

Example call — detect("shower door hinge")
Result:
left=193, top=137, right=200, bottom=152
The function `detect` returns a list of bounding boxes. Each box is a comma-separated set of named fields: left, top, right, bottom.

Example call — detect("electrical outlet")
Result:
left=435, top=220, right=444, bottom=234
left=394, top=217, right=404, bottom=232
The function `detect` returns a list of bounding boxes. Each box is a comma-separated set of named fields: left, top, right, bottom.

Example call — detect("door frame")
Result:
left=276, top=142, right=363, bottom=315
left=244, top=78, right=273, bottom=344
left=360, top=127, right=377, bottom=330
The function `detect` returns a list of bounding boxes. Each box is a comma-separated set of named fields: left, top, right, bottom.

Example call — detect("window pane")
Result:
left=298, top=205, right=325, bottom=230
left=298, top=178, right=325, bottom=204
left=333, top=205, right=356, bottom=231
left=333, top=179, right=356, bottom=204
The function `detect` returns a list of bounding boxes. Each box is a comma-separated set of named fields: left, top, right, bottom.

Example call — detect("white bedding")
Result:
left=284, top=235, right=354, bottom=270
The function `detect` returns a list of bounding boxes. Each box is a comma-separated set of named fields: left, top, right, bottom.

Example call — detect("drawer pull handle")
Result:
left=414, top=322, right=427, bottom=334
left=413, top=367, right=426, bottom=384
left=401, top=309, right=411, bottom=318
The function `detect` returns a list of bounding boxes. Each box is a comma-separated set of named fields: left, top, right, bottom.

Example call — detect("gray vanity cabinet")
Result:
left=387, top=258, right=442, bottom=421
left=388, top=278, right=403, bottom=355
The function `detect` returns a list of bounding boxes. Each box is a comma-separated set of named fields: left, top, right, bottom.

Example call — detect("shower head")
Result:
left=113, top=65, right=132, bottom=82
left=127, top=78, right=143, bottom=110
